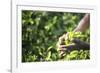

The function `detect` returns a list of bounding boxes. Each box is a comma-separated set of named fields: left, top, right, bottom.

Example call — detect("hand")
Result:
left=57, top=33, right=68, bottom=55
left=57, top=33, right=90, bottom=56
left=57, top=34, right=66, bottom=49
left=60, top=38, right=90, bottom=53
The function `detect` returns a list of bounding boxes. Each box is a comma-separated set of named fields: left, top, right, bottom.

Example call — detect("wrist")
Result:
left=73, top=28, right=81, bottom=32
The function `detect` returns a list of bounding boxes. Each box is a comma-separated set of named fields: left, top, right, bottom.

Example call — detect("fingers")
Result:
left=60, top=45, right=67, bottom=48
left=58, top=34, right=66, bottom=44
left=57, top=33, right=69, bottom=56
left=57, top=34, right=66, bottom=49
left=59, top=45, right=67, bottom=52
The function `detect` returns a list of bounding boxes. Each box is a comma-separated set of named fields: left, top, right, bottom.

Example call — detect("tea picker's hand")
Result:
left=57, top=33, right=69, bottom=54
left=60, top=38, right=90, bottom=53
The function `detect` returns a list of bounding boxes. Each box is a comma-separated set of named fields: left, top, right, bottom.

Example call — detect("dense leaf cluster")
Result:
left=60, top=32, right=90, bottom=60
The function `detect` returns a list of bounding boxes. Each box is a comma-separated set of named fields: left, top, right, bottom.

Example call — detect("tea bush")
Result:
left=22, top=10, right=90, bottom=62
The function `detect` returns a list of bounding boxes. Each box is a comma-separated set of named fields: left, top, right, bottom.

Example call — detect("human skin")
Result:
left=74, top=13, right=90, bottom=32
left=57, top=13, right=90, bottom=50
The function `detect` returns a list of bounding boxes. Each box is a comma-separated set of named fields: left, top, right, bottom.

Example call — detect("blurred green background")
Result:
left=22, top=10, right=90, bottom=62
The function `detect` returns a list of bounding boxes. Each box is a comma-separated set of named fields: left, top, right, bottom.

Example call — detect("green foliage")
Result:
left=63, top=50, right=90, bottom=60
left=22, top=10, right=89, bottom=62
left=65, top=32, right=89, bottom=46
left=62, top=32, right=90, bottom=60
